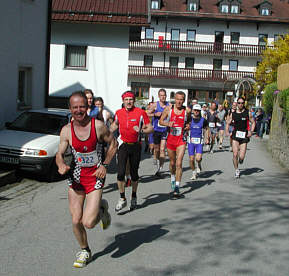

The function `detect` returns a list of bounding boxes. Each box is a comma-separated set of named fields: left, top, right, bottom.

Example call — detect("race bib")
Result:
left=209, top=122, right=216, bottom=128
left=190, top=137, right=201, bottom=144
left=76, top=150, right=99, bottom=167
left=216, top=122, right=222, bottom=127
left=171, top=127, right=182, bottom=136
left=236, top=131, right=246, bottom=138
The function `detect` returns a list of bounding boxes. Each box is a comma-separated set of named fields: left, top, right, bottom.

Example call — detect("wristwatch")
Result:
left=102, top=163, right=109, bottom=169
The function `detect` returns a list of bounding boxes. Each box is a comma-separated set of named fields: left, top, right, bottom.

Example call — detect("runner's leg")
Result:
left=232, top=140, right=240, bottom=169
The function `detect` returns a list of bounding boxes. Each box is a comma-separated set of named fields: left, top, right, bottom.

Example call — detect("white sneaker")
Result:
left=210, top=149, right=214, bottom=154
left=100, top=199, right=111, bottom=230
left=196, top=163, right=202, bottom=174
left=115, top=198, right=127, bottom=212
left=73, top=250, right=91, bottom=268
left=190, top=171, right=197, bottom=180
left=234, top=169, right=240, bottom=178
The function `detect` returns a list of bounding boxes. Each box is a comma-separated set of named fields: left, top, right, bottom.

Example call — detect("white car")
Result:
left=0, top=108, right=71, bottom=181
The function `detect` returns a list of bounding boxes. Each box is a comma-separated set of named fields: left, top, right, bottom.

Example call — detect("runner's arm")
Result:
left=248, top=112, right=255, bottom=137
left=146, top=102, right=157, bottom=118
left=159, top=106, right=173, bottom=127
left=141, top=110, right=153, bottom=134
left=109, top=119, right=119, bottom=133
left=56, top=125, right=71, bottom=175
left=225, top=113, right=232, bottom=136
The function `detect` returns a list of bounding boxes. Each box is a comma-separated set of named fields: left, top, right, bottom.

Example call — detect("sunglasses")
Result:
left=237, top=102, right=244, bottom=104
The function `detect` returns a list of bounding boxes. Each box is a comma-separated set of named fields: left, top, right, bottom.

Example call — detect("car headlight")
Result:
left=25, top=149, right=47, bottom=156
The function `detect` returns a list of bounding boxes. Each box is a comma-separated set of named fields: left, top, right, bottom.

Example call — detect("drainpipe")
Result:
left=148, top=0, right=151, bottom=23
left=45, top=0, right=52, bottom=108
left=164, top=15, right=168, bottom=67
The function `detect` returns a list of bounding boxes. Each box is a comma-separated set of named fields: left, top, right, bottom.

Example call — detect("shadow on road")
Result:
left=240, top=167, right=264, bottom=176
left=198, top=170, right=222, bottom=178
left=182, top=179, right=215, bottom=195
left=91, top=224, right=169, bottom=261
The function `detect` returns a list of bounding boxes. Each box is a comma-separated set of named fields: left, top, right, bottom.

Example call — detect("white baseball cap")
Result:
left=193, top=104, right=202, bottom=111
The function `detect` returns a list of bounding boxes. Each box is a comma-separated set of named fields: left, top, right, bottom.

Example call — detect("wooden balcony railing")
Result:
left=128, top=65, right=255, bottom=81
left=130, top=39, right=268, bottom=57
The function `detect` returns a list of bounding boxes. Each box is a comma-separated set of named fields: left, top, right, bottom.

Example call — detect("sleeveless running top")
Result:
left=167, top=106, right=187, bottom=144
left=153, top=101, right=169, bottom=132
left=190, top=117, right=205, bottom=139
left=69, top=118, right=101, bottom=184
left=232, top=109, right=250, bottom=132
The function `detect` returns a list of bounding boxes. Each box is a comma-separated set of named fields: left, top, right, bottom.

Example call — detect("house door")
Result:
left=214, top=31, right=224, bottom=52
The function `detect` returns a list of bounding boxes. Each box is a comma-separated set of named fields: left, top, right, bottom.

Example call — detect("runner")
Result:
left=110, top=91, right=153, bottom=211
left=206, top=102, right=219, bottom=154
left=84, top=89, right=98, bottom=118
left=227, top=101, right=237, bottom=152
left=147, top=89, right=170, bottom=176
left=56, top=91, right=117, bottom=268
left=159, top=91, right=191, bottom=197
left=225, top=97, right=255, bottom=178
left=216, top=104, right=226, bottom=149
left=188, top=104, right=209, bottom=180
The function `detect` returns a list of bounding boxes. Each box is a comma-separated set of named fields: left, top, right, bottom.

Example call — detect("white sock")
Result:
left=171, top=174, right=175, bottom=182
left=175, top=181, right=180, bottom=187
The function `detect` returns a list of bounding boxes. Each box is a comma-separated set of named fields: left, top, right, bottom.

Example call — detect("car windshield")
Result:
left=7, top=112, right=68, bottom=135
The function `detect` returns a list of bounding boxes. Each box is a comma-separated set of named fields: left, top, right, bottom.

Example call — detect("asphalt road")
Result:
left=0, top=136, right=289, bottom=276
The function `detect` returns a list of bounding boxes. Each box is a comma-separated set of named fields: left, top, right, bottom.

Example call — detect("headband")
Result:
left=122, top=91, right=135, bottom=100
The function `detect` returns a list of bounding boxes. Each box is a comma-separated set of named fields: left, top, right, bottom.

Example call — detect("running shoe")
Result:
left=171, top=180, right=176, bottom=190
left=196, top=163, right=202, bottom=174
left=219, top=144, right=223, bottom=149
left=115, top=198, right=127, bottom=212
left=234, top=169, right=240, bottom=178
left=210, top=149, right=214, bottom=154
left=125, top=178, right=131, bottom=187
left=73, top=249, right=91, bottom=268
left=130, top=197, right=137, bottom=211
left=173, top=186, right=180, bottom=197
left=190, top=171, right=197, bottom=180
left=100, top=199, right=111, bottom=230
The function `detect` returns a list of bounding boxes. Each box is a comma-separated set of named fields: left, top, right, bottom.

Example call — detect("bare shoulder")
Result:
left=60, top=123, right=70, bottom=137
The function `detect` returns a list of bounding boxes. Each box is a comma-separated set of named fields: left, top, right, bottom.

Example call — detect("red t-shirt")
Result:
left=115, top=107, right=150, bottom=143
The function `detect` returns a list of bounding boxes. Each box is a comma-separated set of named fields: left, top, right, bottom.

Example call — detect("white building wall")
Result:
left=0, top=1, right=49, bottom=128
left=50, top=22, right=130, bottom=113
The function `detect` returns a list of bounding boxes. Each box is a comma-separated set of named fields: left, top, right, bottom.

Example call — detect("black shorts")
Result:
left=232, top=135, right=250, bottom=144
left=117, top=143, right=141, bottom=182
left=153, top=131, right=167, bottom=145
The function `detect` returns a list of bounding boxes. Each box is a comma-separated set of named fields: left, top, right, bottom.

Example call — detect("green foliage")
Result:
left=279, top=88, right=289, bottom=129
left=263, top=82, right=277, bottom=114
left=255, top=34, right=289, bottom=90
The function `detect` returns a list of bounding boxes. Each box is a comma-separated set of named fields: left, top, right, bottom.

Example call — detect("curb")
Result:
left=0, top=170, right=17, bottom=188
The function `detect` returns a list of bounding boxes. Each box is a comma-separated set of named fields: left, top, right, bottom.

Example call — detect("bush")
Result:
left=279, top=88, right=289, bottom=130
left=263, top=82, right=277, bottom=114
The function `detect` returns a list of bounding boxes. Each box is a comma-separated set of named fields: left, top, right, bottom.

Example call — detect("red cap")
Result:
left=122, top=91, right=135, bottom=100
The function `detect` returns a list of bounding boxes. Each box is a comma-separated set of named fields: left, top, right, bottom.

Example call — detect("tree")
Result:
left=255, top=34, right=289, bottom=91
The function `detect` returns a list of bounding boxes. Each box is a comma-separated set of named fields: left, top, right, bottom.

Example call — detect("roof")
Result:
left=52, top=0, right=148, bottom=25
left=151, top=0, right=289, bottom=23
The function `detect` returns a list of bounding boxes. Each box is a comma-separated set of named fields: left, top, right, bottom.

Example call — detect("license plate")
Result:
left=0, top=155, right=19, bottom=164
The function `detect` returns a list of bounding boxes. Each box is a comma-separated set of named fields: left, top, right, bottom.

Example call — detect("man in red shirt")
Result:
left=110, top=91, right=153, bottom=211
left=56, top=91, right=117, bottom=268
left=159, top=91, right=191, bottom=197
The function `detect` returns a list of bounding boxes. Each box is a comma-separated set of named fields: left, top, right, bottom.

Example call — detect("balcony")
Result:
left=128, top=65, right=255, bottom=82
left=130, top=39, right=267, bottom=57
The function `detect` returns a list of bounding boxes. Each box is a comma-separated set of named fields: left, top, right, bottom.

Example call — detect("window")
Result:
left=229, top=60, right=238, bottom=71
left=261, top=7, right=270, bottom=15
left=131, top=82, right=150, bottom=98
left=144, top=55, right=153, bottom=67
left=171, top=29, right=180, bottom=41
left=65, top=45, right=87, bottom=68
left=169, top=57, right=179, bottom=68
left=187, top=0, right=198, bottom=11
left=221, top=4, right=229, bottom=13
left=209, top=91, right=217, bottom=100
left=187, top=30, right=196, bottom=41
left=145, top=28, right=154, bottom=39
left=18, top=67, right=32, bottom=110
left=231, top=4, right=239, bottom=13
left=185, top=58, right=195, bottom=69
left=258, top=34, right=268, bottom=46
left=231, top=32, right=240, bottom=44
left=274, top=34, right=284, bottom=42
left=213, top=59, right=222, bottom=70
left=151, top=0, right=159, bottom=10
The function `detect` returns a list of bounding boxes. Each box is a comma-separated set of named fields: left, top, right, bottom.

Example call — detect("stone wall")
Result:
left=268, top=93, right=289, bottom=171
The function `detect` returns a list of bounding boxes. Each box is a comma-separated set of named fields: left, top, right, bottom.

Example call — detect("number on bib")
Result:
left=236, top=131, right=246, bottom=139
left=76, top=150, right=99, bottom=167
left=171, top=127, right=182, bottom=136
left=190, top=137, right=201, bottom=144
left=209, top=122, right=216, bottom=128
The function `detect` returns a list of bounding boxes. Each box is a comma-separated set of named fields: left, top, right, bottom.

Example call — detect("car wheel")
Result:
left=46, top=158, right=61, bottom=182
